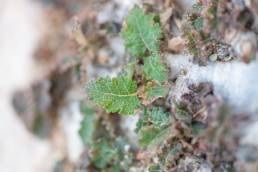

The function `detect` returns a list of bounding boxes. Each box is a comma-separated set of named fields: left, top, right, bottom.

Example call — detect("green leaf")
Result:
left=136, top=107, right=172, bottom=133
left=79, top=104, right=96, bottom=145
left=135, top=107, right=149, bottom=133
left=192, top=17, right=203, bottom=30
left=121, top=6, right=162, bottom=57
left=146, top=84, right=167, bottom=101
left=139, top=126, right=170, bottom=147
left=86, top=76, right=140, bottom=115
left=143, top=55, right=167, bottom=83
left=92, top=139, right=116, bottom=169
left=150, top=107, right=172, bottom=128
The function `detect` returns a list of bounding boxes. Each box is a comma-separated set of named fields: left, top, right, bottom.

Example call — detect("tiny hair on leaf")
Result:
left=86, top=76, right=140, bottom=115
left=143, top=54, right=167, bottom=83
left=121, top=6, right=162, bottom=57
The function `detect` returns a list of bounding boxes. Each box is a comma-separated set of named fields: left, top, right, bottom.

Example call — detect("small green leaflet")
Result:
left=137, top=107, right=173, bottom=147
left=192, top=17, right=203, bottom=30
left=150, top=107, right=172, bottom=128
left=136, top=107, right=172, bottom=133
left=79, top=104, right=96, bottom=145
left=86, top=76, right=140, bottom=115
left=139, top=126, right=170, bottom=147
left=143, top=55, right=167, bottom=83
left=146, top=84, right=166, bottom=101
left=121, top=6, right=162, bottom=57
left=140, top=81, right=168, bottom=105
left=135, top=107, right=149, bottom=133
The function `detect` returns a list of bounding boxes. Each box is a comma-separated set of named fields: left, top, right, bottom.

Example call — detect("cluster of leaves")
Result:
left=83, top=6, right=177, bottom=171
left=80, top=4, right=246, bottom=171
left=182, top=0, right=236, bottom=65
left=84, top=5, right=231, bottom=172
left=138, top=83, right=215, bottom=171
left=84, top=6, right=215, bottom=171
left=86, top=6, right=168, bottom=115
left=79, top=103, right=134, bottom=171
left=135, top=107, right=173, bottom=148
left=84, top=82, right=212, bottom=171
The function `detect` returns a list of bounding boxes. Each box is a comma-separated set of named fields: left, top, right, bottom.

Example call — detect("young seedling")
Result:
left=86, top=6, right=168, bottom=115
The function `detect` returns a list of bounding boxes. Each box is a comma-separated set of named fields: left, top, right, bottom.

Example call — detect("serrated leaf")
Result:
left=139, top=126, right=170, bottom=147
left=143, top=55, right=167, bottom=83
left=136, top=107, right=172, bottom=133
left=150, top=107, right=172, bottom=128
left=135, top=107, right=149, bottom=133
left=146, top=84, right=167, bottom=101
left=146, top=86, right=165, bottom=100
left=192, top=17, right=203, bottom=30
left=121, top=6, right=162, bottom=57
left=139, top=82, right=168, bottom=105
left=79, top=104, right=96, bottom=145
left=86, top=76, right=140, bottom=115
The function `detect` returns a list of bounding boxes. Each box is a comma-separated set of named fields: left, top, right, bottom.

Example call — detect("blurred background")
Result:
left=0, top=0, right=138, bottom=171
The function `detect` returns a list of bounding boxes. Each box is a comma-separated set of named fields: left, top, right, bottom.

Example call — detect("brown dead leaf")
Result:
left=160, top=8, right=173, bottom=26
left=70, top=17, right=88, bottom=48
left=168, top=36, right=186, bottom=53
